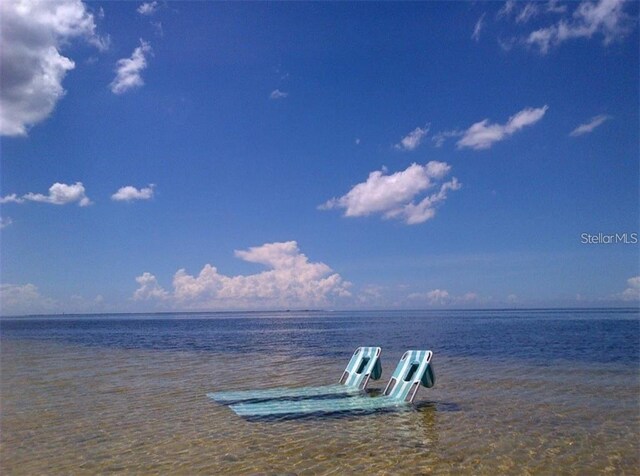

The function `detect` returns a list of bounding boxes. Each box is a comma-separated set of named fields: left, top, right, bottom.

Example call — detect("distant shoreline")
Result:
left=1, top=306, right=638, bottom=319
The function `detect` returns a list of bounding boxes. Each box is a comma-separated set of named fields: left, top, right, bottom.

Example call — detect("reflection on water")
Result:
left=1, top=310, right=639, bottom=474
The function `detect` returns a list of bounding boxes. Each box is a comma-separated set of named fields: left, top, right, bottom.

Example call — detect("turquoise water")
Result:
left=1, top=309, right=638, bottom=474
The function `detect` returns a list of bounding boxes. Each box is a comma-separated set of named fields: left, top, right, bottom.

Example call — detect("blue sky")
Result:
left=1, top=0, right=638, bottom=315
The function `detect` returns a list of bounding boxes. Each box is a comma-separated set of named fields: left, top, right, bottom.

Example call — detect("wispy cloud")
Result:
left=526, top=0, right=633, bottom=54
left=1, top=182, right=92, bottom=207
left=546, top=0, right=568, bottom=14
left=269, top=89, right=289, bottom=100
left=472, top=13, right=486, bottom=42
left=394, top=125, right=430, bottom=151
left=0, top=217, right=13, bottom=229
left=516, top=3, right=539, bottom=24
left=457, top=105, right=548, bottom=150
left=0, top=0, right=108, bottom=136
left=569, top=114, right=612, bottom=137
left=111, top=184, right=155, bottom=202
left=133, top=241, right=351, bottom=308
left=137, top=1, right=159, bottom=16
left=320, top=161, right=460, bottom=225
left=432, top=129, right=463, bottom=148
left=110, top=40, right=152, bottom=95
left=497, top=0, right=516, bottom=19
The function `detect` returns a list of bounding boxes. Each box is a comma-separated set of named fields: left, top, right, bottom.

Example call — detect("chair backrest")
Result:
left=339, top=346, right=382, bottom=390
left=383, top=350, right=434, bottom=403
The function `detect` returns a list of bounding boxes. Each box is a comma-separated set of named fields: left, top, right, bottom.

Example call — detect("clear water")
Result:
left=1, top=309, right=638, bottom=474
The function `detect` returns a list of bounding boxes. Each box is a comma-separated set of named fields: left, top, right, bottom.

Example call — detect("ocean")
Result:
left=1, top=309, right=638, bottom=474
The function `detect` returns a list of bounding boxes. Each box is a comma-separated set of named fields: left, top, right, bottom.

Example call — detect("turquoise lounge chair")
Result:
left=230, top=350, right=435, bottom=418
left=207, top=346, right=382, bottom=404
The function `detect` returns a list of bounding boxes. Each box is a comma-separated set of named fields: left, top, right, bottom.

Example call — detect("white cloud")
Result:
left=569, top=114, right=612, bottom=137
left=425, top=289, right=451, bottom=305
left=0, top=217, right=13, bottom=229
left=526, top=0, right=633, bottom=54
left=2, top=182, right=92, bottom=207
left=111, top=184, right=155, bottom=202
left=432, top=129, right=463, bottom=148
left=270, top=89, right=288, bottom=100
left=457, top=105, right=548, bottom=150
left=137, top=1, right=159, bottom=16
left=110, top=40, right=152, bottom=95
left=615, top=276, right=640, bottom=301
left=497, top=0, right=516, bottom=19
left=408, top=289, right=482, bottom=306
left=516, top=3, right=539, bottom=24
left=472, top=13, right=486, bottom=42
left=546, top=0, right=568, bottom=14
left=0, top=283, right=108, bottom=315
left=0, top=0, right=108, bottom=136
left=133, top=241, right=351, bottom=309
left=320, top=161, right=460, bottom=225
left=133, top=272, right=169, bottom=301
left=0, top=194, right=25, bottom=204
left=26, top=182, right=92, bottom=206
left=0, top=283, right=58, bottom=315
left=394, top=125, right=430, bottom=151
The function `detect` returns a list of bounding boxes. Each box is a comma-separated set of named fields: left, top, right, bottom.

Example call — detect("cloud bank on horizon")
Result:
left=133, top=241, right=352, bottom=310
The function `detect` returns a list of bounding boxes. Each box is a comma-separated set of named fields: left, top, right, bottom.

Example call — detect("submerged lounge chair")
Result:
left=207, top=346, right=382, bottom=404
left=230, top=350, right=435, bottom=418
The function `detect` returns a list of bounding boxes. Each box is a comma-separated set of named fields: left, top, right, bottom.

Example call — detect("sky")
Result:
left=0, top=0, right=638, bottom=315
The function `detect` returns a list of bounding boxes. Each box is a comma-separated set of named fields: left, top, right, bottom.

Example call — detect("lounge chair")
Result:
left=207, top=346, right=382, bottom=404
left=230, top=350, right=435, bottom=417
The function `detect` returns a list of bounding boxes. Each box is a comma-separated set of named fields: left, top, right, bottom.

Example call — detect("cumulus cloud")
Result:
left=137, top=1, right=159, bottom=16
left=472, top=13, right=486, bottom=42
left=394, top=125, right=430, bottom=151
left=569, top=114, right=612, bottom=137
left=615, top=276, right=640, bottom=301
left=269, top=89, right=289, bottom=100
left=0, top=283, right=57, bottom=315
left=0, top=0, right=108, bottom=136
left=320, top=161, right=461, bottom=225
left=457, top=105, right=548, bottom=150
left=133, top=241, right=351, bottom=309
left=133, top=272, right=169, bottom=301
left=110, top=40, right=152, bottom=94
left=2, top=182, right=92, bottom=206
left=111, top=184, right=155, bottom=202
left=526, top=0, right=633, bottom=54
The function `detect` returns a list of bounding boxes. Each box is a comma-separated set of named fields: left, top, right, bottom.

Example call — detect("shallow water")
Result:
left=1, top=309, right=638, bottom=474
